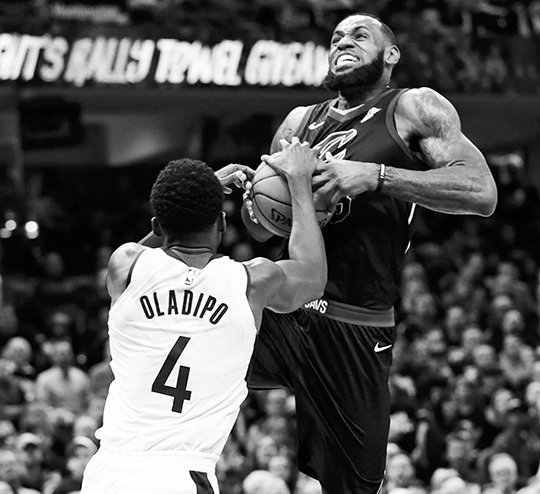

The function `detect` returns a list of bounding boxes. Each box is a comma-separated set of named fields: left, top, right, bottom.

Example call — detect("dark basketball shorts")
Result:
left=246, top=305, right=397, bottom=494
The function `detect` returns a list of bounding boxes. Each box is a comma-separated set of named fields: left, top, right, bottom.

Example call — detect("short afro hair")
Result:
left=150, top=158, right=224, bottom=236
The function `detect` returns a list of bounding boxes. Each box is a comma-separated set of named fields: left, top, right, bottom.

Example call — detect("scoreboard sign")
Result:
left=0, top=33, right=329, bottom=88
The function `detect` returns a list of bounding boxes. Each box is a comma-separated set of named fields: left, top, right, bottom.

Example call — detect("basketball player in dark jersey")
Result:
left=242, top=13, right=498, bottom=494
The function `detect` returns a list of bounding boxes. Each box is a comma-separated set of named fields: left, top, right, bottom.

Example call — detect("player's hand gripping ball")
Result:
left=249, top=162, right=332, bottom=237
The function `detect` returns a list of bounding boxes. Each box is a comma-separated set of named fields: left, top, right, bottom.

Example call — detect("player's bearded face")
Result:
left=323, top=49, right=385, bottom=91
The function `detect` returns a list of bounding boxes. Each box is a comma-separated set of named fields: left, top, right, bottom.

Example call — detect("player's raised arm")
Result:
left=383, top=87, right=497, bottom=215
left=312, top=88, right=497, bottom=216
left=244, top=138, right=327, bottom=320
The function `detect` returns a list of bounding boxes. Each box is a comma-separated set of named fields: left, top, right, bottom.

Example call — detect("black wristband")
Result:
left=376, top=164, right=386, bottom=192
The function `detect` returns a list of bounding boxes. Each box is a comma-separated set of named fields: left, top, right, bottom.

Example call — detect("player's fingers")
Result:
left=233, top=164, right=256, bottom=179
left=313, top=184, right=332, bottom=205
left=243, top=197, right=259, bottom=224
left=325, top=151, right=336, bottom=162
left=223, top=186, right=233, bottom=195
left=311, top=174, right=328, bottom=189
left=315, top=158, right=330, bottom=172
left=260, top=154, right=278, bottom=168
left=261, top=151, right=281, bottom=162
left=233, top=170, right=247, bottom=184
left=261, top=154, right=274, bottom=166
left=279, top=138, right=291, bottom=150
left=329, top=191, right=343, bottom=210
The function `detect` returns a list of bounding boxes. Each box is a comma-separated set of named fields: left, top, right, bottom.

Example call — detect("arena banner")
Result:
left=0, top=33, right=329, bottom=88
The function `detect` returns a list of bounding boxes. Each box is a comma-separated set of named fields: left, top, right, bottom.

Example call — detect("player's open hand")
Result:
left=261, top=136, right=320, bottom=180
left=312, top=152, right=379, bottom=207
left=216, top=163, right=256, bottom=194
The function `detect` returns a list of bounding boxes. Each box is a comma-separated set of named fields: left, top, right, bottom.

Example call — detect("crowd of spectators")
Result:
left=1, top=149, right=540, bottom=494
left=1, top=0, right=540, bottom=93
left=0, top=2, right=539, bottom=493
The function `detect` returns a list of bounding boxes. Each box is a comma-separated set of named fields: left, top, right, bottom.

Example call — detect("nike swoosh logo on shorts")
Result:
left=308, top=121, right=325, bottom=130
left=374, top=342, right=392, bottom=353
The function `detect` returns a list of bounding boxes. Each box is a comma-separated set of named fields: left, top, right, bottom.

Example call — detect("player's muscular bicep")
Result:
left=245, top=257, right=308, bottom=314
left=400, top=88, right=473, bottom=168
left=244, top=258, right=285, bottom=326
left=270, top=106, right=309, bottom=154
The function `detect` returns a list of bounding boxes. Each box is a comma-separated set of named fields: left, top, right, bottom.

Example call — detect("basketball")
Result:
left=250, top=163, right=330, bottom=237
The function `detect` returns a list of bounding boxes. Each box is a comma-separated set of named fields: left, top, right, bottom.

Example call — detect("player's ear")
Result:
left=151, top=217, right=163, bottom=236
left=218, top=211, right=227, bottom=233
left=384, top=45, right=400, bottom=66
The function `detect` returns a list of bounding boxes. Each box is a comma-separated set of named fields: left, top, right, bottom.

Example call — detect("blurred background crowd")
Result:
left=1, top=0, right=540, bottom=494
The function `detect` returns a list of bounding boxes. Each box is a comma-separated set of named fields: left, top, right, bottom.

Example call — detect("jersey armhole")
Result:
left=125, top=250, right=145, bottom=289
left=296, top=105, right=317, bottom=140
left=242, top=262, right=252, bottom=299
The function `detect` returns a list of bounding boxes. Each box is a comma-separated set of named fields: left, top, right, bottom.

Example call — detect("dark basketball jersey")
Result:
left=295, top=88, right=427, bottom=310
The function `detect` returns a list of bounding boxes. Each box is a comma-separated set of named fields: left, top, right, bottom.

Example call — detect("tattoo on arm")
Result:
left=270, top=122, right=297, bottom=153
left=413, top=89, right=462, bottom=168
left=269, top=106, right=309, bottom=154
left=381, top=88, right=496, bottom=216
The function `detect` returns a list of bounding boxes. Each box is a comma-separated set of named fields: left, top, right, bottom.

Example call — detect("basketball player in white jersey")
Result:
left=80, top=138, right=327, bottom=494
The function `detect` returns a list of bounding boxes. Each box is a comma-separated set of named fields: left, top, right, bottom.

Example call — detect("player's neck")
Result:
left=163, top=235, right=217, bottom=255
left=164, top=242, right=217, bottom=269
left=337, top=83, right=390, bottom=110
left=166, top=244, right=216, bottom=254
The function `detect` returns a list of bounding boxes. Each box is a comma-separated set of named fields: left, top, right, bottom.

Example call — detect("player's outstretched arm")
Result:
left=244, top=138, right=327, bottom=320
left=312, top=88, right=497, bottom=216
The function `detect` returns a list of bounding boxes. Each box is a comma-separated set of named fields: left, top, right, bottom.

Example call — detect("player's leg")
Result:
left=293, top=312, right=396, bottom=494
left=246, top=309, right=305, bottom=390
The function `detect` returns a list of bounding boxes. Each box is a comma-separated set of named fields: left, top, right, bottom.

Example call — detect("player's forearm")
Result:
left=287, top=177, right=327, bottom=292
left=380, top=163, right=497, bottom=216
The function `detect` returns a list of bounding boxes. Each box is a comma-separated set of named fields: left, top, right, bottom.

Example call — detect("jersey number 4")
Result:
left=152, top=336, right=192, bottom=413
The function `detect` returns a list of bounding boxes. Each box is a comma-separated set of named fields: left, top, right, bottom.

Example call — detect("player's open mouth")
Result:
left=335, top=54, right=358, bottom=68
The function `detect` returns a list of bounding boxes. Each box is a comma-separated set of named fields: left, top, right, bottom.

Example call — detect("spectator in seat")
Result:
left=35, top=339, right=90, bottom=415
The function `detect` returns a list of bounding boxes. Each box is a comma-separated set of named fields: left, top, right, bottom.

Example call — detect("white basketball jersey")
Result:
left=96, top=248, right=256, bottom=458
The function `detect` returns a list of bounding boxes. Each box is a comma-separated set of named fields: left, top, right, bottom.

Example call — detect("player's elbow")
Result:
left=305, top=268, right=327, bottom=301
left=473, top=177, right=498, bottom=217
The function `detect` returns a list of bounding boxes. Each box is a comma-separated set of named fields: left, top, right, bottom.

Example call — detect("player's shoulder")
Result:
left=397, top=87, right=457, bottom=118
left=108, top=243, right=147, bottom=282
left=109, top=242, right=146, bottom=268
left=396, top=87, right=460, bottom=135
left=107, top=243, right=149, bottom=302
left=284, top=98, right=333, bottom=126
left=283, top=105, right=310, bottom=127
